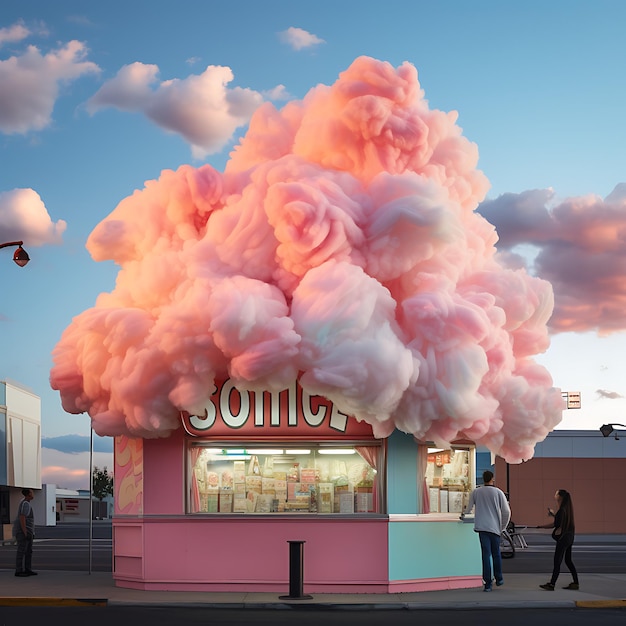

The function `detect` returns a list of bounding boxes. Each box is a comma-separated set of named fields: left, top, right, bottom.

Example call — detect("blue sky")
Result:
left=2, top=1, right=626, bottom=488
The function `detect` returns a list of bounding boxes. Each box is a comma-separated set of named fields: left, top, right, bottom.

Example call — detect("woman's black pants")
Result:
left=550, top=534, right=578, bottom=585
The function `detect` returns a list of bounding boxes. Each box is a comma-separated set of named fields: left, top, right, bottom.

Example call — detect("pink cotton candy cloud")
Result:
left=50, top=57, right=563, bottom=462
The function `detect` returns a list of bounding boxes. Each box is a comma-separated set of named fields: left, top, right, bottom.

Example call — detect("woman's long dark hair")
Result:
left=557, top=489, right=575, bottom=533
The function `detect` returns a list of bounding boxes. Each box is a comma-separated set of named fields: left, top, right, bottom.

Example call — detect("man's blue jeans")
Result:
left=15, top=531, right=33, bottom=573
left=478, top=531, right=503, bottom=588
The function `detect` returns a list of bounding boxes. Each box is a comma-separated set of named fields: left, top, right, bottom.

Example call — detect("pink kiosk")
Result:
left=45, top=57, right=562, bottom=596
left=112, top=379, right=481, bottom=593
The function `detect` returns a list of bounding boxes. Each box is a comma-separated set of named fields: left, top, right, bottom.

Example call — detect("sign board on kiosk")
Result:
left=180, top=379, right=375, bottom=440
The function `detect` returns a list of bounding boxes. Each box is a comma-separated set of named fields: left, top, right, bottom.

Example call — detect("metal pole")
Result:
left=506, top=462, right=510, bottom=499
left=89, top=426, right=93, bottom=574
left=279, top=540, right=312, bottom=600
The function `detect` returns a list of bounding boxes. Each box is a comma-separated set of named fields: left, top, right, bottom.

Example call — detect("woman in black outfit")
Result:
left=538, top=489, right=579, bottom=590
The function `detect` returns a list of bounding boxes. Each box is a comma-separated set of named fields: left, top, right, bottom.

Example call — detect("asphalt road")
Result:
left=0, top=607, right=625, bottom=626
left=503, top=534, right=626, bottom=574
left=1, top=522, right=624, bottom=575
left=1, top=521, right=113, bottom=572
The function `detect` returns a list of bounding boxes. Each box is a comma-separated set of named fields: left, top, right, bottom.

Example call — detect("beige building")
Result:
left=495, top=429, right=626, bottom=534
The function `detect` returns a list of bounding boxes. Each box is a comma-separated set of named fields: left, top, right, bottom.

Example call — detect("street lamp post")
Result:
left=599, top=423, right=626, bottom=439
left=0, top=240, right=30, bottom=267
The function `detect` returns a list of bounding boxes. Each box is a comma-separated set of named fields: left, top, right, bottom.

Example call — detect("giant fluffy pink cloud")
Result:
left=50, top=57, right=563, bottom=463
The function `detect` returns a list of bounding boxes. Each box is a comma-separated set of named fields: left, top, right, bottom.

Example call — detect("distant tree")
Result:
left=92, top=465, right=113, bottom=503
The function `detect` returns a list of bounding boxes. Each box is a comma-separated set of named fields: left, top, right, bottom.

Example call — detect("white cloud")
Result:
left=0, top=22, right=30, bottom=48
left=87, top=63, right=264, bottom=159
left=67, top=15, right=95, bottom=27
left=0, top=40, right=100, bottom=134
left=0, top=22, right=30, bottom=47
left=87, top=61, right=158, bottom=111
left=263, top=84, right=291, bottom=101
left=596, top=389, right=623, bottom=400
left=279, top=27, right=325, bottom=51
left=0, top=188, right=67, bottom=245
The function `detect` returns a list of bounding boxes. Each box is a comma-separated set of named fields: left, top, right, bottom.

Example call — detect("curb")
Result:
left=576, top=599, right=626, bottom=609
left=0, top=597, right=625, bottom=610
left=105, top=599, right=617, bottom=610
left=0, top=597, right=107, bottom=607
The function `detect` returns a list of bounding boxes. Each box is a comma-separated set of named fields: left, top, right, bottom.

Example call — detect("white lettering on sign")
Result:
left=302, top=389, right=327, bottom=426
left=189, top=395, right=216, bottom=431
left=221, top=380, right=249, bottom=428
left=185, top=380, right=350, bottom=434
left=329, top=405, right=348, bottom=432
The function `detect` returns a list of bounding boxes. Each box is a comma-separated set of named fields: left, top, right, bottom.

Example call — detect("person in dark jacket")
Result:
left=538, top=489, right=579, bottom=590
left=13, top=488, right=37, bottom=577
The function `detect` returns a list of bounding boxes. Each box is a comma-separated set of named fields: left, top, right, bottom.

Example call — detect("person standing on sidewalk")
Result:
left=13, top=488, right=37, bottom=577
left=462, top=470, right=511, bottom=592
left=538, top=489, right=579, bottom=591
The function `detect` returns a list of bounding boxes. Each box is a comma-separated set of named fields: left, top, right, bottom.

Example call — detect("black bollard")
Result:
left=279, top=540, right=313, bottom=599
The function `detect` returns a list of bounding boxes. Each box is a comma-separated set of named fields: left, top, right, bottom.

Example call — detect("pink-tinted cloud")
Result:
left=279, top=27, right=325, bottom=51
left=51, top=57, right=563, bottom=463
left=0, top=188, right=66, bottom=245
left=41, top=448, right=113, bottom=490
left=87, top=63, right=264, bottom=158
left=0, top=22, right=30, bottom=47
left=479, top=184, right=626, bottom=335
left=0, top=40, right=99, bottom=134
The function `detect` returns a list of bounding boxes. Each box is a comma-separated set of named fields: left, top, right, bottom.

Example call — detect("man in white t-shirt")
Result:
left=462, top=470, right=510, bottom=592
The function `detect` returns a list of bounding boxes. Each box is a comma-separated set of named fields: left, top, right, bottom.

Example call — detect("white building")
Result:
left=0, top=379, right=42, bottom=539
left=56, top=487, right=113, bottom=522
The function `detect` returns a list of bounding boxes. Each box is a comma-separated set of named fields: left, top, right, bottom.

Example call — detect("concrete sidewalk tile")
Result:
left=1, top=569, right=625, bottom=609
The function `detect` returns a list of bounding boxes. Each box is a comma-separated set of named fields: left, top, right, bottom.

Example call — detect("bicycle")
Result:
left=500, top=527, right=515, bottom=558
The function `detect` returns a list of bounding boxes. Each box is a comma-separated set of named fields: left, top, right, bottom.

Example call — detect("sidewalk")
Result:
left=0, top=570, right=625, bottom=609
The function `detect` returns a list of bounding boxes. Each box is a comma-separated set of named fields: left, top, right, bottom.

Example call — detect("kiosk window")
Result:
left=188, top=443, right=383, bottom=514
left=423, top=446, right=474, bottom=514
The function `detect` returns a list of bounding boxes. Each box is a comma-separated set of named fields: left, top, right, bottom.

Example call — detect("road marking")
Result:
left=0, top=597, right=107, bottom=607
left=576, top=599, right=626, bottom=609
left=519, top=546, right=626, bottom=553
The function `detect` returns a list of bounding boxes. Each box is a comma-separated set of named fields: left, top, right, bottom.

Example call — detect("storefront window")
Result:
left=423, top=445, right=474, bottom=514
left=188, top=443, right=383, bottom=514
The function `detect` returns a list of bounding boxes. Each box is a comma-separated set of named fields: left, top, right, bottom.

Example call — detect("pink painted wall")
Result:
left=141, top=429, right=185, bottom=515
left=114, top=431, right=184, bottom=516
left=114, top=516, right=389, bottom=593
